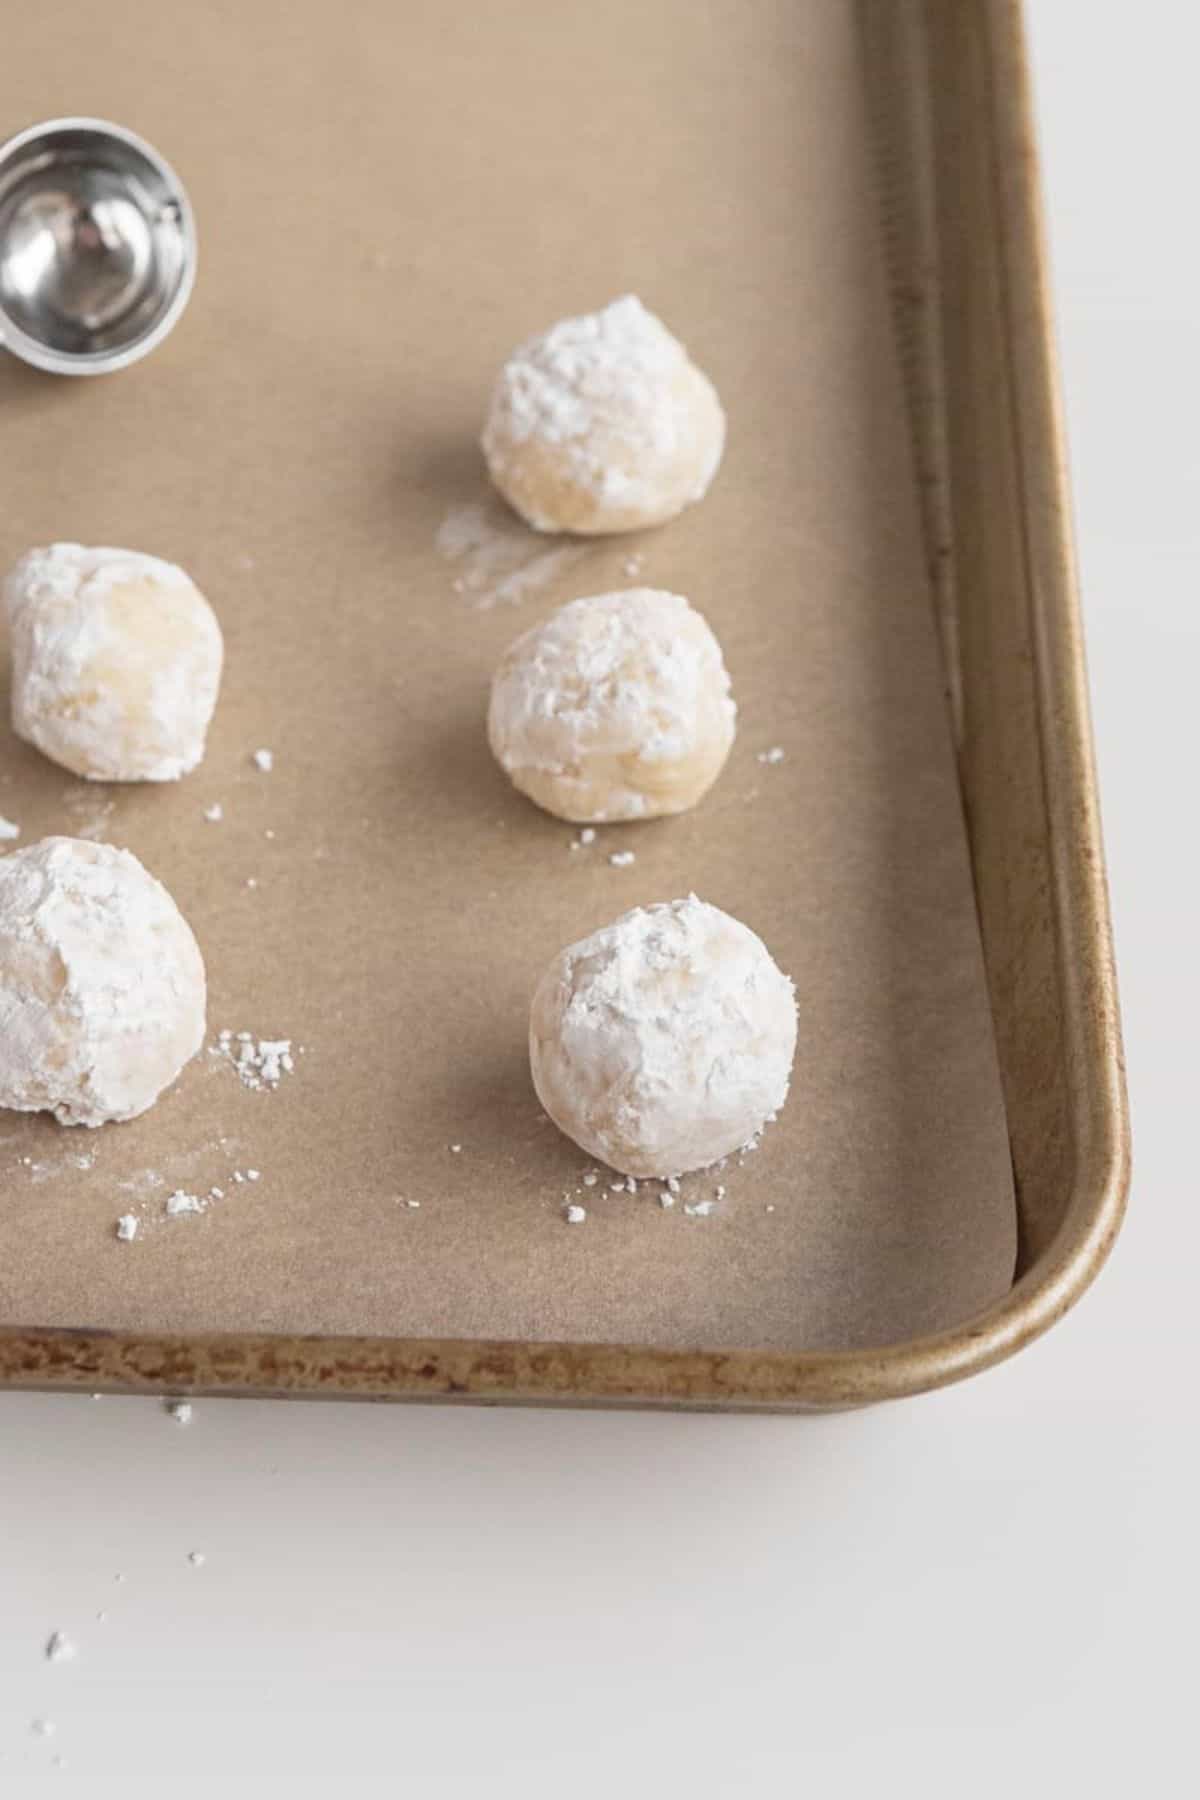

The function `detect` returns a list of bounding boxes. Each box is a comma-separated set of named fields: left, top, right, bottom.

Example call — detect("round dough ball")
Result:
left=0, top=836, right=206, bottom=1127
left=488, top=588, right=736, bottom=823
left=481, top=294, right=726, bottom=534
left=530, top=894, right=796, bottom=1178
left=5, top=542, right=223, bottom=781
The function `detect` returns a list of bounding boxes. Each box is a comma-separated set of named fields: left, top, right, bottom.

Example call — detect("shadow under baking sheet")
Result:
left=0, top=0, right=1014, bottom=1353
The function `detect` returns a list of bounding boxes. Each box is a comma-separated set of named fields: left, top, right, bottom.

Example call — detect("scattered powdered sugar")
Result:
left=568, top=827, right=597, bottom=852
left=756, top=746, right=786, bottom=765
left=252, top=748, right=273, bottom=772
left=166, top=1401, right=193, bottom=1426
left=115, top=1214, right=138, bottom=1242
left=165, top=1190, right=203, bottom=1215
left=436, top=498, right=587, bottom=611
left=211, top=1030, right=294, bottom=1091
left=0, top=816, right=19, bottom=841
left=564, top=1204, right=587, bottom=1224
left=622, top=553, right=645, bottom=579
left=581, top=1170, right=598, bottom=1188
left=683, top=1199, right=717, bottom=1218
left=31, top=1719, right=54, bottom=1737
left=659, top=1190, right=676, bottom=1209
left=61, top=786, right=115, bottom=841
left=44, top=1632, right=76, bottom=1664
left=608, top=850, right=636, bottom=868
left=203, top=802, right=223, bottom=822
left=187, top=1550, right=206, bottom=1567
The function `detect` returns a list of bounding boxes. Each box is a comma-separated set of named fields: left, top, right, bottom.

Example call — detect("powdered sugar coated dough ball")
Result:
left=5, top=543, right=223, bottom=781
left=530, top=895, right=797, bottom=1178
left=0, top=837, right=206, bottom=1127
left=488, top=588, right=736, bottom=823
left=482, top=295, right=726, bottom=534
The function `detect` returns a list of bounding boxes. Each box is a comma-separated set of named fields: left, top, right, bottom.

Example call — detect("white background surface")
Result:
left=2, top=6, right=1195, bottom=1793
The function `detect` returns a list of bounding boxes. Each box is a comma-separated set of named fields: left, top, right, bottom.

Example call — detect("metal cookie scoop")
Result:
left=0, top=118, right=195, bottom=375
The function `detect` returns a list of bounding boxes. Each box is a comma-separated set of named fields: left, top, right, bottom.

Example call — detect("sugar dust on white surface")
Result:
left=44, top=1632, right=76, bottom=1664
left=0, top=815, right=20, bottom=840
left=756, top=746, right=786, bottom=765
left=202, top=802, right=223, bottom=822
left=564, top=1204, right=587, bottom=1224
left=436, top=499, right=587, bottom=611
left=608, top=850, right=636, bottom=867
left=115, top=1214, right=138, bottom=1242
left=252, top=748, right=274, bottom=772
left=166, top=1401, right=193, bottom=1427
left=187, top=1551, right=206, bottom=1567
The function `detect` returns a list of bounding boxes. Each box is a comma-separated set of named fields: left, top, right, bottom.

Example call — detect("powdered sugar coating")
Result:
left=488, top=588, right=736, bottom=822
left=530, top=895, right=796, bottom=1178
left=482, top=296, right=725, bottom=534
left=0, top=837, right=206, bottom=1127
left=5, top=543, right=223, bottom=781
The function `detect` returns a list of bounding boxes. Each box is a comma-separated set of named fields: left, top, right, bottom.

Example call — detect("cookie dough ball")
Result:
left=488, top=588, right=736, bottom=823
left=481, top=295, right=726, bottom=534
left=5, top=542, right=223, bottom=781
left=0, top=837, right=205, bottom=1127
left=531, top=895, right=796, bottom=1178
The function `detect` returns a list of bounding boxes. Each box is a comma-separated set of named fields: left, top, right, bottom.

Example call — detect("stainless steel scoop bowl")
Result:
left=0, top=118, right=195, bottom=375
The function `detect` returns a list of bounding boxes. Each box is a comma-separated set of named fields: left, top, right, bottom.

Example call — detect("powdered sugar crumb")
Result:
left=0, top=816, right=19, bottom=841
left=756, top=746, right=785, bottom=765
left=212, top=1030, right=294, bottom=1091
left=115, top=1214, right=138, bottom=1242
left=608, top=849, right=636, bottom=868
left=252, top=748, right=274, bottom=772
left=203, top=802, right=223, bottom=822
left=564, top=1204, right=587, bottom=1224
left=44, top=1632, right=76, bottom=1664
left=166, top=1401, right=193, bottom=1426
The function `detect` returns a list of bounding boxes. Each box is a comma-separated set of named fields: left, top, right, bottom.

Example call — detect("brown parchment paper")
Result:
left=0, top=0, right=1015, bottom=1352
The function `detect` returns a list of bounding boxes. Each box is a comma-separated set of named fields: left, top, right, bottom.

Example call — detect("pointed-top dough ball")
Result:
left=482, top=295, right=725, bottom=535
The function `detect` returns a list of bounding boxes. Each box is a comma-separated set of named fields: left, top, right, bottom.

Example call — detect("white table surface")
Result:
left=2, top=7, right=1194, bottom=1794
